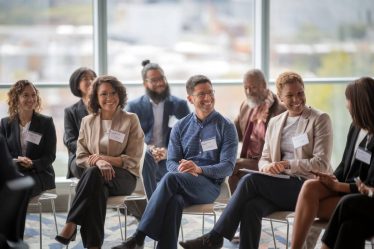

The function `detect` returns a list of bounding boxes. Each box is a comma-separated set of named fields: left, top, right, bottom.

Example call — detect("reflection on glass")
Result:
left=270, top=0, right=374, bottom=78
left=0, top=0, right=94, bottom=83
left=107, top=0, right=254, bottom=81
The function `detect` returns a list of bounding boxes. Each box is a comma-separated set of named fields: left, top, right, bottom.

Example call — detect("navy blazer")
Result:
left=0, top=134, right=20, bottom=187
left=0, top=112, right=56, bottom=195
left=334, top=124, right=374, bottom=192
left=126, top=95, right=190, bottom=147
left=63, top=99, right=89, bottom=178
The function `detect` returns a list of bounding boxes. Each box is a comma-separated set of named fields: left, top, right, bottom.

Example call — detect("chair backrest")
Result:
left=215, top=177, right=231, bottom=204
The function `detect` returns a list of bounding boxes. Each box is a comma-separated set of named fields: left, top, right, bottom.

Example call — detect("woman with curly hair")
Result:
left=55, top=75, right=145, bottom=249
left=0, top=79, right=56, bottom=197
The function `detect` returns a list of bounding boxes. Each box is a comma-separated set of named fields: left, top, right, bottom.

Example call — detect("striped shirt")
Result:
left=167, top=110, right=238, bottom=182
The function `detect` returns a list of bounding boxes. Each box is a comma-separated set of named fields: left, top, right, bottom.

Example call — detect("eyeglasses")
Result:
left=190, top=90, right=215, bottom=99
left=146, top=76, right=166, bottom=85
left=99, top=91, right=117, bottom=98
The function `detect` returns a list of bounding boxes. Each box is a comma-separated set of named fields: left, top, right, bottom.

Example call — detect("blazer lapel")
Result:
left=12, top=117, right=22, bottom=155
left=273, top=112, right=288, bottom=162
left=293, top=107, right=311, bottom=159
left=343, top=127, right=361, bottom=177
left=91, top=114, right=101, bottom=155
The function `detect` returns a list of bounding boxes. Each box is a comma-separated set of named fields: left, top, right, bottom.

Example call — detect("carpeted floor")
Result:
left=24, top=209, right=300, bottom=249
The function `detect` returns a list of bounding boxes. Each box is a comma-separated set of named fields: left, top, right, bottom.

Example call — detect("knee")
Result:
left=299, top=179, right=321, bottom=199
left=82, top=167, right=103, bottom=182
left=168, top=194, right=185, bottom=209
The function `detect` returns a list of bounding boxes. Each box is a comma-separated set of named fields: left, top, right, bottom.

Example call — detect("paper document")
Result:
left=239, top=169, right=290, bottom=179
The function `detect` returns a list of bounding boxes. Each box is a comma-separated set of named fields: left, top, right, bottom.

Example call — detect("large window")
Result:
left=0, top=0, right=94, bottom=83
left=269, top=0, right=374, bottom=78
left=107, top=0, right=254, bottom=81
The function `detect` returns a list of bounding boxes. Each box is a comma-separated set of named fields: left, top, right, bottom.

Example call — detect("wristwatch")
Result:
left=368, top=189, right=373, bottom=198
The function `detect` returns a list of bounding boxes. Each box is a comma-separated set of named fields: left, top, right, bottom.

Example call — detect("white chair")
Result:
left=27, top=191, right=58, bottom=249
left=263, top=211, right=294, bottom=249
left=180, top=178, right=231, bottom=240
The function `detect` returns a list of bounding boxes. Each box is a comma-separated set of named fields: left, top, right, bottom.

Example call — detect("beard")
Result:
left=146, top=84, right=171, bottom=103
left=246, top=95, right=263, bottom=108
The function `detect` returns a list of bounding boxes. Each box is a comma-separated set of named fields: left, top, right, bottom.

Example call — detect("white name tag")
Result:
left=356, top=147, right=372, bottom=165
left=25, top=131, right=42, bottom=145
left=292, top=133, right=309, bottom=149
left=109, top=130, right=125, bottom=143
left=201, top=137, right=218, bottom=152
left=168, top=115, right=178, bottom=128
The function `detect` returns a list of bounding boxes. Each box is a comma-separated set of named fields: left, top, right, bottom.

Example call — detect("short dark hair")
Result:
left=88, top=75, right=127, bottom=114
left=141, top=60, right=165, bottom=82
left=186, top=75, right=212, bottom=95
left=69, top=67, right=97, bottom=97
left=345, top=77, right=374, bottom=134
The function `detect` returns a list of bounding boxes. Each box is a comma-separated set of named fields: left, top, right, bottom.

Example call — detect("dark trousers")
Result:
left=142, top=150, right=168, bottom=199
left=0, top=185, right=32, bottom=243
left=67, top=167, right=136, bottom=248
left=138, top=172, right=220, bottom=249
left=213, top=173, right=304, bottom=249
left=322, top=194, right=374, bottom=249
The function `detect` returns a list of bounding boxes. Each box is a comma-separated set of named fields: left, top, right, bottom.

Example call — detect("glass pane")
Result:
left=0, top=1, right=94, bottom=83
left=107, top=0, right=254, bottom=81
left=269, top=0, right=374, bottom=78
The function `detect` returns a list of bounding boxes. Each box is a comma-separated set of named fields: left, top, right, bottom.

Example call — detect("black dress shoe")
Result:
left=179, top=233, right=223, bottom=249
left=111, top=236, right=144, bottom=249
left=55, top=228, right=77, bottom=245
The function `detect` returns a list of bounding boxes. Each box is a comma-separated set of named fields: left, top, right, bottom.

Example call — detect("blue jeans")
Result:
left=138, top=172, right=220, bottom=249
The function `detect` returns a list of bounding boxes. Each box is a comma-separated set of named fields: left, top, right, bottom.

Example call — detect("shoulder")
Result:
left=34, top=112, right=53, bottom=122
left=213, top=112, right=235, bottom=128
left=169, top=95, right=188, bottom=105
left=128, top=95, right=147, bottom=106
left=306, top=106, right=331, bottom=121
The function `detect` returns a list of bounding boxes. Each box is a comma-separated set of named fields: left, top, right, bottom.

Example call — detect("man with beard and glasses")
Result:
left=229, top=69, right=286, bottom=193
left=124, top=60, right=190, bottom=219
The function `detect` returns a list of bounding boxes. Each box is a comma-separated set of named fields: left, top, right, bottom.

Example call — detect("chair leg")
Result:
left=285, top=220, right=289, bottom=249
left=117, top=207, right=124, bottom=241
left=269, top=220, right=277, bottom=249
left=38, top=202, right=42, bottom=249
left=202, top=213, right=205, bottom=234
left=124, top=206, right=127, bottom=240
left=68, top=184, right=73, bottom=211
left=50, top=199, right=58, bottom=234
left=180, top=222, right=184, bottom=241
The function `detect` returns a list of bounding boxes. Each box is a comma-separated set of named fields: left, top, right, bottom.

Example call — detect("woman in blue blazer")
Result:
left=64, top=67, right=96, bottom=178
left=0, top=80, right=56, bottom=197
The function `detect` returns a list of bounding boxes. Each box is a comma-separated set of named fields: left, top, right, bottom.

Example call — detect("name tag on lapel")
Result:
left=356, top=147, right=372, bottom=165
left=292, top=133, right=309, bottom=149
left=109, top=130, right=125, bottom=143
left=201, top=137, right=218, bottom=152
left=25, top=131, right=42, bottom=145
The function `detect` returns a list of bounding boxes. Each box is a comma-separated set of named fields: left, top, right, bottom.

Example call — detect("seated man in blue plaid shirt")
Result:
left=112, top=74, right=238, bottom=249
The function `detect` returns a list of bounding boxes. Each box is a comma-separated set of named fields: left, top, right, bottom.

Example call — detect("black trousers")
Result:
left=67, top=167, right=136, bottom=248
left=0, top=185, right=31, bottom=243
left=322, top=193, right=374, bottom=249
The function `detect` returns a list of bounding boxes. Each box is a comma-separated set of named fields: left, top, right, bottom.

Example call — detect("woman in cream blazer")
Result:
left=55, top=76, right=144, bottom=249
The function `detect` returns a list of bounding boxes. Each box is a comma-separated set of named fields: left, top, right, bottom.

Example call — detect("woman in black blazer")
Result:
left=64, top=67, right=96, bottom=179
left=320, top=77, right=374, bottom=249
left=0, top=80, right=56, bottom=197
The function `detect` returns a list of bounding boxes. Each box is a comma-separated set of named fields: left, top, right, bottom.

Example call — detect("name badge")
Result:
left=356, top=147, right=372, bottom=165
left=109, top=130, right=125, bottom=143
left=201, top=137, right=218, bottom=152
left=25, top=131, right=42, bottom=145
left=292, top=133, right=309, bottom=149
left=168, top=115, right=178, bottom=128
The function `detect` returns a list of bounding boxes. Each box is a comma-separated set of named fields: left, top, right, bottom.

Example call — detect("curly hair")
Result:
left=275, top=71, right=304, bottom=96
left=345, top=77, right=374, bottom=134
left=88, top=75, right=127, bottom=114
left=7, top=80, right=41, bottom=121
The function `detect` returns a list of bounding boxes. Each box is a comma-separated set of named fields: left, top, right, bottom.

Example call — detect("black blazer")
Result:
left=0, top=112, right=56, bottom=195
left=334, top=124, right=374, bottom=192
left=63, top=99, right=89, bottom=178
left=0, top=134, right=20, bottom=187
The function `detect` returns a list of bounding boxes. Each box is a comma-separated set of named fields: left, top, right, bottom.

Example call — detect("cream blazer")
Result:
left=258, top=106, right=333, bottom=179
left=76, top=108, right=145, bottom=177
